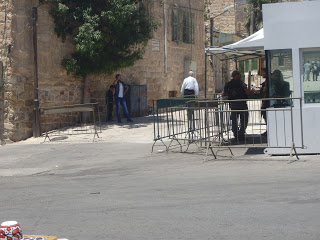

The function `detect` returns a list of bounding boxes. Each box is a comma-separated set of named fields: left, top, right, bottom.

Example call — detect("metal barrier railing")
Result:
left=152, top=96, right=221, bottom=151
left=152, top=97, right=304, bottom=161
left=41, top=103, right=102, bottom=142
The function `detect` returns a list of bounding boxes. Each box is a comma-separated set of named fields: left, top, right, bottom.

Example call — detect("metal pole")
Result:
left=299, top=98, right=304, bottom=148
left=248, top=5, right=254, bottom=89
left=164, top=3, right=168, bottom=73
left=210, top=17, right=214, bottom=47
left=265, top=50, right=270, bottom=98
left=209, top=17, right=213, bottom=97
left=32, top=7, right=41, bottom=137
left=205, top=52, right=207, bottom=98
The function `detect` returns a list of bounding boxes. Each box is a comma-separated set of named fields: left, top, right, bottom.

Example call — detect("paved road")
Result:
left=1, top=142, right=320, bottom=239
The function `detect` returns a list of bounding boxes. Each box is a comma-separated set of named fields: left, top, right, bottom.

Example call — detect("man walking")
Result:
left=222, top=70, right=249, bottom=141
left=113, top=74, right=133, bottom=123
left=180, top=71, right=199, bottom=132
left=180, top=71, right=199, bottom=98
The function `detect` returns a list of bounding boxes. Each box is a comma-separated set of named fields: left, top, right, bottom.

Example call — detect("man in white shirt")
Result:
left=304, top=61, right=311, bottom=81
left=181, top=71, right=199, bottom=132
left=180, top=71, right=199, bottom=97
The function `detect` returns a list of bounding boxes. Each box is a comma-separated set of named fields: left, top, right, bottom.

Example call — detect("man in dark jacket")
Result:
left=113, top=74, right=133, bottom=123
left=222, top=70, right=249, bottom=141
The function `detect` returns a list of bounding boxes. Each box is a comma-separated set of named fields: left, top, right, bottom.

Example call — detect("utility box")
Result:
left=126, top=85, right=148, bottom=117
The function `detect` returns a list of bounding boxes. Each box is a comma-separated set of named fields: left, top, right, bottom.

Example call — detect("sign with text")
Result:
left=152, top=39, right=160, bottom=52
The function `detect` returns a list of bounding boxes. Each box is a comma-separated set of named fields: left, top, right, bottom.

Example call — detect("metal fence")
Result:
left=152, top=97, right=304, bottom=161
left=152, top=95, right=221, bottom=150
left=41, top=103, right=102, bottom=142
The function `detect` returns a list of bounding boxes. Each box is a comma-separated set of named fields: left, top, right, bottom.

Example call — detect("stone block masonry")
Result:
left=1, top=0, right=205, bottom=141
left=91, top=0, right=206, bottom=121
left=1, top=0, right=83, bottom=142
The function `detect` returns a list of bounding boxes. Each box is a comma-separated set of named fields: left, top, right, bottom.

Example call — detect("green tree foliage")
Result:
left=40, top=0, right=157, bottom=77
left=245, top=0, right=278, bottom=34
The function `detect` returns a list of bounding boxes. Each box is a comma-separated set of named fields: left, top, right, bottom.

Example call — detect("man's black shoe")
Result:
left=127, top=119, right=133, bottom=122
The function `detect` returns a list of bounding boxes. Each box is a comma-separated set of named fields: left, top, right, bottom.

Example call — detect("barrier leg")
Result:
left=204, top=143, right=217, bottom=162
left=92, top=110, right=99, bottom=142
left=168, top=136, right=183, bottom=152
left=288, top=142, right=300, bottom=163
left=151, top=139, right=168, bottom=153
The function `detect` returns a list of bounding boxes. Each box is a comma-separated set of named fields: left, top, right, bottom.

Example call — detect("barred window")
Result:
left=182, top=11, right=194, bottom=44
left=141, top=0, right=153, bottom=19
left=172, top=8, right=195, bottom=44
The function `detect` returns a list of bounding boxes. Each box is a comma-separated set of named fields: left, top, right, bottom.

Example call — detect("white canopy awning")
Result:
left=206, top=29, right=265, bottom=61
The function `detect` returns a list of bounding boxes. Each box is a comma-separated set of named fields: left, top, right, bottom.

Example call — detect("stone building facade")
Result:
left=0, top=0, right=83, bottom=142
left=204, top=0, right=247, bottom=93
left=0, top=0, right=205, bottom=142
left=205, top=0, right=304, bottom=92
left=206, top=0, right=248, bottom=36
left=90, top=0, right=206, bottom=110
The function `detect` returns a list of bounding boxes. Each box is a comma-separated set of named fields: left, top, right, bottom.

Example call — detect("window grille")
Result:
left=172, top=9, right=181, bottom=42
left=182, top=11, right=195, bottom=44
left=172, top=8, right=194, bottom=44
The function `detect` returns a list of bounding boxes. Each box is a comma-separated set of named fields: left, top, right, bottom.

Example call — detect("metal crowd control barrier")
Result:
left=41, top=103, right=101, bottom=142
left=152, top=97, right=304, bottom=161
left=152, top=95, right=221, bottom=151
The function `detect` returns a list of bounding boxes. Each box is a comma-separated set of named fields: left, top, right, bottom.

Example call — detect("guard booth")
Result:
left=262, top=1, right=320, bottom=154
left=205, top=1, right=320, bottom=155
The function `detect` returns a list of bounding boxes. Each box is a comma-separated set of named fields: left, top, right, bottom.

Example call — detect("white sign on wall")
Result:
left=152, top=39, right=160, bottom=52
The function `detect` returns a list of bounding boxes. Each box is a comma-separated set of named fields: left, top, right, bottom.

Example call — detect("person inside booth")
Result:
left=269, top=69, right=291, bottom=107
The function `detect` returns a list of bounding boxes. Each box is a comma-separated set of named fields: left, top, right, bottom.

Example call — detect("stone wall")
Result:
left=1, top=0, right=206, bottom=141
left=207, top=0, right=236, bottom=34
left=205, top=0, right=240, bottom=94
left=0, top=0, right=14, bottom=143
left=1, top=0, right=83, bottom=141
left=206, top=0, right=248, bottom=36
left=235, top=1, right=248, bottom=36
left=91, top=0, right=206, bottom=120
left=0, top=2, right=4, bottom=143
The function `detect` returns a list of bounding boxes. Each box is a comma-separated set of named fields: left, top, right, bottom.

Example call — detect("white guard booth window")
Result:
left=268, top=49, right=293, bottom=107
left=302, top=49, right=320, bottom=103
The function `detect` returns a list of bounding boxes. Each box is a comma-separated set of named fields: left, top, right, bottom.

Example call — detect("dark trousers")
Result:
left=107, top=103, right=113, bottom=121
left=184, top=89, right=195, bottom=97
left=313, top=71, right=318, bottom=81
left=261, top=103, right=267, bottom=125
left=261, top=110, right=267, bottom=124
left=184, top=89, right=195, bottom=131
left=231, top=111, right=248, bottom=138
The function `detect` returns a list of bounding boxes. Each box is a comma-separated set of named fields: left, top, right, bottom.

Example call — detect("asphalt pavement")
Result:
left=1, top=142, right=320, bottom=239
